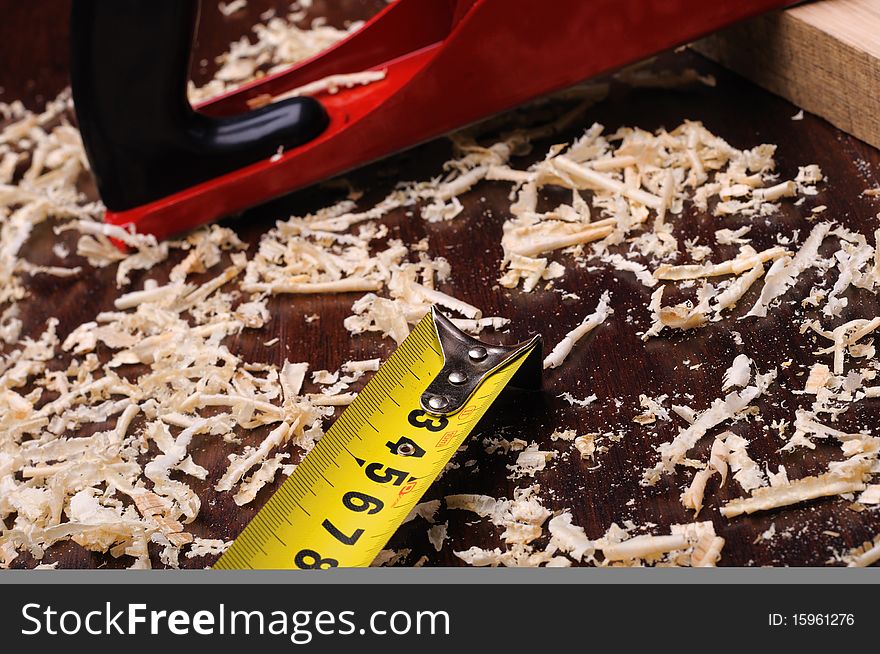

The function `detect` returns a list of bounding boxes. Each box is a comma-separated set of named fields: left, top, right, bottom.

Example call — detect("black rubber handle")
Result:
left=69, top=0, right=328, bottom=212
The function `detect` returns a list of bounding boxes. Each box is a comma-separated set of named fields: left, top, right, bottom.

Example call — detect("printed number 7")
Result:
left=322, top=519, right=363, bottom=546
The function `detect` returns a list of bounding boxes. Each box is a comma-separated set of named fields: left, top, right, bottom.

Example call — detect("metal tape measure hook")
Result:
left=420, top=306, right=542, bottom=417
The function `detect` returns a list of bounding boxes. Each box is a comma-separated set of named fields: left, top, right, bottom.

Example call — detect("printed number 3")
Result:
left=408, top=409, right=448, bottom=432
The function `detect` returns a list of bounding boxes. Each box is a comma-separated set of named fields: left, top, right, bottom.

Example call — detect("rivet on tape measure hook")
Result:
left=420, top=308, right=541, bottom=417
left=214, top=306, right=542, bottom=570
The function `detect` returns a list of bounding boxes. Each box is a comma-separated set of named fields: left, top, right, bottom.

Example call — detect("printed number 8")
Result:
left=294, top=548, right=338, bottom=569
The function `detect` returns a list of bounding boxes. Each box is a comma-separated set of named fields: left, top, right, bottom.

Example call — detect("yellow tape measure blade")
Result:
left=215, top=311, right=539, bottom=570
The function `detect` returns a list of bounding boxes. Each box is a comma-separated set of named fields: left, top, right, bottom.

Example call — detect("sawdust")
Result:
left=3, top=9, right=880, bottom=569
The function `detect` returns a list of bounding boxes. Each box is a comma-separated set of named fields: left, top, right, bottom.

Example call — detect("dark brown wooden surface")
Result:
left=3, top=1, right=880, bottom=568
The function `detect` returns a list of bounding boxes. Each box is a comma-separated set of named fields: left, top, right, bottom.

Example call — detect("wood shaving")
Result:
left=715, top=225, right=752, bottom=245
left=811, top=316, right=880, bottom=375
left=822, top=228, right=877, bottom=317
left=186, top=538, right=234, bottom=559
left=746, top=222, right=831, bottom=318
left=643, top=369, right=776, bottom=485
left=858, top=485, right=880, bottom=505
left=805, top=363, right=833, bottom=394
left=371, top=549, right=410, bottom=567
left=722, top=436, right=878, bottom=517
left=724, top=432, right=767, bottom=492
left=550, top=428, right=577, bottom=442
left=633, top=394, right=670, bottom=424
left=427, top=522, right=448, bottom=552
left=558, top=392, right=597, bottom=408
left=595, top=521, right=721, bottom=566
left=653, top=246, right=788, bottom=281
left=721, top=471, right=868, bottom=518
left=712, top=262, right=764, bottom=318
left=543, top=291, right=612, bottom=369
left=691, top=533, right=725, bottom=566
left=507, top=443, right=557, bottom=479
left=681, top=435, right=729, bottom=515
left=437, top=110, right=818, bottom=292
left=601, top=533, right=689, bottom=561
left=218, top=0, right=248, bottom=17
left=600, top=253, right=657, bottom=287
left=845, top=534, right=880, bottom=567
left=573, top=434, right=598, bottom=460
left=547, top=512, right=593, bottom=561
left=402, top=500, right=441, bottom=525
left=643, top=283, right=717, bottom=339
left=722, top=354, right=752, bottom=390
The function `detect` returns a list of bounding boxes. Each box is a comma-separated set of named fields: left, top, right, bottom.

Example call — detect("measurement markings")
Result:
left=264, top=497, right=293, bottom=526
left=317, top=470, right=334, bottom=487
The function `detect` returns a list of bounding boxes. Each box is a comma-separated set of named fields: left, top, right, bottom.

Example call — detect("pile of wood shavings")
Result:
left=0, top=5, right=514, bottom=567
left=0, top=6, right=452, bottom=568
left=189, top=1, right=365, bottom=103
left=447, top=489, right=722, bottom=568
left=3, top=6, right=880, bottom=567
left=394, top=131, right=880, bottom=566
left=241, top=195, right=508, bottom=345
left=347, top=81, right=880, bottom=566
left=1, top=71, right=747, bottom=568
left=348, top=71, right=879, bottom=567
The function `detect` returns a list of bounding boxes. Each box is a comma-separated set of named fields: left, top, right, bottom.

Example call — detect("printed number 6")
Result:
left=343, top=490, right=384, bottom=514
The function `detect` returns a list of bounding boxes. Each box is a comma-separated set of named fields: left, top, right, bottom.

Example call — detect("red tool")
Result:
left=70, top=0, right=796, bottom=242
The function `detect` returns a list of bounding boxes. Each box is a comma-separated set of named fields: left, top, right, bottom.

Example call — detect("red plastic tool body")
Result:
left=105, top=0, right=796, bottom=240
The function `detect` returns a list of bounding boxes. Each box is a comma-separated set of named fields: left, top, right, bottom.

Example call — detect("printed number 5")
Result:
left=365, top=463, right=408, bottom=486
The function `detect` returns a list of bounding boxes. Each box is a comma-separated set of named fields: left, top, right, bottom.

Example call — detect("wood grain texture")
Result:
left=696, top=0, right=880, bottom=149
left=3, top=0, right=880, bottom=568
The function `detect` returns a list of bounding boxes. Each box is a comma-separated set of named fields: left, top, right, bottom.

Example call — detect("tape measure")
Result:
left=215, top=307, right=542, bottom=569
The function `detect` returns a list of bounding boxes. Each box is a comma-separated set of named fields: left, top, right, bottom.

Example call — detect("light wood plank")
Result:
left=696, top=0, right=880, bottom=148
